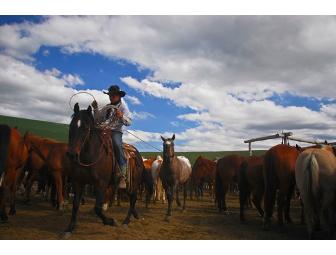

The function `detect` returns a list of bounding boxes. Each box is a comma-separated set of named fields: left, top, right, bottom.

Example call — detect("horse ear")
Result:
left=172, top=134, right=175, bottom=140
left=87, top=105, right=92, bottom=113
left=74, top=103, right=80, bottom=114
left=161, top=136, right=165, bottom=142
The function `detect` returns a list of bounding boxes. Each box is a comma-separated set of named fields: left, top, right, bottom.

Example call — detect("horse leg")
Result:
left=62, top=183, right=83, bottom=236
left=263, top=185, right=276, bottom=230
left=50, top=183, right=57, bottom=208
left=222, top=184, right=228, bottom=212
left=165, top=184, right=173, bottom=221
left=94, top=187, right=117, bottom=226
left=8, top=167, right=22, bottom=216
left=176, top=186, right=181, bottom=207
left=284, top=185, right=294, bottom=224
left=320, top=191, right=335, bottom=238
left=123, top=192, right=138, bottom=225
left=253, top=187, right=264, bottom=217
left=239, top=187, right=248, bottom=222
left=182, top=183, right=187, bottom=211
left=0, top=186, right=8, bottom=222
left=53, top=171, right=64, bottom=211
left=117, top=189, right=121, bottom=207
left=277, top=191, right=285, bottom=227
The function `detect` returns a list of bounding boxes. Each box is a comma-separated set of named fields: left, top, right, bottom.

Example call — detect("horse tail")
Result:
left=303, top=153, right=319, bottom=205
left=0, top=125, right=11, bottom=178
left=238, top=160, right=248, bottom=196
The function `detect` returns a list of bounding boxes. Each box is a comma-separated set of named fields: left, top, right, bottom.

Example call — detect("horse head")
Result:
left=67, top=102, right=94, bottom=162
left=161, top=134, right=175, bottom=159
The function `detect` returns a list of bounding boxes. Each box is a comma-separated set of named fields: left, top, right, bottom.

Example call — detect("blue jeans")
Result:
left=111, top=131, right=126, bottom=168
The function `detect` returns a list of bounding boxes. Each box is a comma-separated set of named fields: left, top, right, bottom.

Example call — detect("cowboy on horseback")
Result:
left=91, top=85, right=132, bottom=188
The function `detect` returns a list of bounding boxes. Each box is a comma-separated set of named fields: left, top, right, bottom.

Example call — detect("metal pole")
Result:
left=248, top=142, right=252, bottom=156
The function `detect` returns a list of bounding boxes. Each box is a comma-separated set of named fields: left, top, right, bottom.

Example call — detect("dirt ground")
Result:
left=0, top=192, right=308, bottom=240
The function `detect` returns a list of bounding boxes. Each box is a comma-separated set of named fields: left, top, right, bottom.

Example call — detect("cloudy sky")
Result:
left=0, top=15, right=336, bottom=151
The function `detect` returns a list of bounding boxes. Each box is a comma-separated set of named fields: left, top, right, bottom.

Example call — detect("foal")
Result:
left=160, top=134, right=192, bottom=221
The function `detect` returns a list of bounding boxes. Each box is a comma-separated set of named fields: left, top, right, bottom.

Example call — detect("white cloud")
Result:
left=1, top=16, right=336, bottom=150
left=0, top=54, right=107, bottom=123
left=125, top=95, right=141, bottom=105
left=132, top=111, right=155, bottom=120
left=62, top=73, right=84, bottom=87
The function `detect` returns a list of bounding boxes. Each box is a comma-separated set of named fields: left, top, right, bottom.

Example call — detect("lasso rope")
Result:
left=69, top=91, right=162, bottom=152
left=69, top=91, right=97, bottom=111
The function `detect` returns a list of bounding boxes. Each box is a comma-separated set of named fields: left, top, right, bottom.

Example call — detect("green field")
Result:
left=0, top=114, right=265, bottom=164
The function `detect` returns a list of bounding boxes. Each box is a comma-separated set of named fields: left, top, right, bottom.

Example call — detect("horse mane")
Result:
left=26, top=132, right=61, bottom=145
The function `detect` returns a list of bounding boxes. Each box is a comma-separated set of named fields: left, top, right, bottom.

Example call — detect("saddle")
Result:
left=98, top=126, right=139, bottom=190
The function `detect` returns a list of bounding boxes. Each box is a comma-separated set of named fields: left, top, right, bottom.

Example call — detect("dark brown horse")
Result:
left=263, top=144, right=300, bottom=229
left=238, top=155, right=264, bottom=222
left=191, top=156, right=216, bottom=200
left=215, top=154, right=245, bottom=212
left=160, top=135, right=192, bottom=221
left=0, top=125, right=29, bottom=221
left=63, top=103, right=146, bottom=237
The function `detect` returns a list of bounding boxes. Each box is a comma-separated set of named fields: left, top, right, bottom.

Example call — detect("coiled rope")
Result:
left=69, top=91, right=162, bottom=152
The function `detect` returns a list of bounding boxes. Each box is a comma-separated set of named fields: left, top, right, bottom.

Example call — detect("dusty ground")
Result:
left=0, top=192, right=308, bottom=240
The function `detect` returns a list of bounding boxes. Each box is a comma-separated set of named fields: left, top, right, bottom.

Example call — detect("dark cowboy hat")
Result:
left=103, top=85, right=126, bottom=97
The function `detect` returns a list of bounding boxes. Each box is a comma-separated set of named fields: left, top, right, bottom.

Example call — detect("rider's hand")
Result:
left=91, top=100, right=98, bottom=109
left=115, top=109, right=123, bottom=118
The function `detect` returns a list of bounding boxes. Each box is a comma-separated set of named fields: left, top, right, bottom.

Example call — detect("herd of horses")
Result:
left=1, top=103, right=336, bottom=239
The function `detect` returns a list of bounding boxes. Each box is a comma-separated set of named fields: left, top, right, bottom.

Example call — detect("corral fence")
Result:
left=244, top=131, right=336, bottom=156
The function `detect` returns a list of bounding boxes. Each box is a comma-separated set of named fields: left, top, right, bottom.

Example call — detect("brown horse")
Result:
left=215, top=154, right=245, bottom=212
left=263, top=144, right=300, bottom=229
left=160, top=135, right=192, bottom=221
left=191, top=156, right=216, bottom=200
left=23, top=133, right=69, bottom=210
left=0, top=125, right=29, bottom=221
left=63, top=103, right=146, bottom=237
left=295, top=145, right=336, bottom=239
left=238, top=155, right=264, bottom=222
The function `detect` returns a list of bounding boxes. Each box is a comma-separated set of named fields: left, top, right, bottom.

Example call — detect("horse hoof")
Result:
left=164, top=216, right=171, bottom=223
left=122, top=219, right=130, bottom=225
left=59, top=231, right=72, bottom=239
left=104, top=218, right=118, bottom=227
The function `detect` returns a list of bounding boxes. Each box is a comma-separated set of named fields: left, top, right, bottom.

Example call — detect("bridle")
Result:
left=163, top=142, right=175, bottom=159
left=72, top=124, right=105, bottom=167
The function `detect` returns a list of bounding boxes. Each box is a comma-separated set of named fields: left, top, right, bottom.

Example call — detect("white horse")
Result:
left=295, top=145, right=336, bottom=239
left=151, top=155, right=165, bottom=203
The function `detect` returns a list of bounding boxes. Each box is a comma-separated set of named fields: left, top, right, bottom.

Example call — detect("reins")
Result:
left=76, top=126, right=106, bottom=167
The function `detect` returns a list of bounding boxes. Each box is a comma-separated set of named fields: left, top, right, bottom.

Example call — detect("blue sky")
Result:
left=1, top=16, right=336, bottom=151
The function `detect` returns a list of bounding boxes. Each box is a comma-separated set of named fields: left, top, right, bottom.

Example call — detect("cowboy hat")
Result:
left=103, top=85, right=126, bottom=97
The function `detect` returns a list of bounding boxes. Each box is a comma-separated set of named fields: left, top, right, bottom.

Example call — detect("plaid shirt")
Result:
left=93, top=99, right=132, bottom=132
